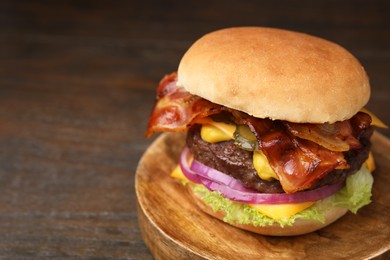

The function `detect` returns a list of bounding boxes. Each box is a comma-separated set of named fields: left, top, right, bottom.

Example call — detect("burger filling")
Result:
left=186, top=123, right=373, bottom=194
left=147, top=73, right=375, bottom=194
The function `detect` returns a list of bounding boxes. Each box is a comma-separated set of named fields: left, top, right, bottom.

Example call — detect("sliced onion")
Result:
left=180, top=147, right=343, bottom=204
left=180, top=147, right=252, bottom=191
left=201, top=177, right=343, bottom=204
left=190, top=160, right=254, bottom=192
left=179, top=147, right=201, bottom=184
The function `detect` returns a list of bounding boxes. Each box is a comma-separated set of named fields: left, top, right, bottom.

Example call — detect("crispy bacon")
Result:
left=240, top=117, right=348, bottom=193
left=283, top=112, right=372, bottom=152
left=146, top=74, right=372, bottom=193
left=284, top=122, right=359, bottom=152
left=146, top=73, right=222, bottom=137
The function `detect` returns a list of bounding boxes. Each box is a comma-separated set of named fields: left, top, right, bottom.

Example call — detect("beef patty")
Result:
left=186, top=125, right=373, bottom=193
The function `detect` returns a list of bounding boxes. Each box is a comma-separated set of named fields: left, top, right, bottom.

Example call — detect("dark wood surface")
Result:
left=0, top=0, right=389, bottom=259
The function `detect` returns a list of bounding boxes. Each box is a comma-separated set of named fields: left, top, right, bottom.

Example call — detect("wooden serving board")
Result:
left=135, top=132, right=390, bottom=259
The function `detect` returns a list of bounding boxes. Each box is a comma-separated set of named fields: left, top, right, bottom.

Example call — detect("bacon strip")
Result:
left=146, top=73, right=222, bottom=137
left=239, top=117, right=348, bottom=193
left=284, top=121, right=360, bottom=152
left=283, top=112, right=372, bottom=153
left=146, top=74, right=371, bottom=193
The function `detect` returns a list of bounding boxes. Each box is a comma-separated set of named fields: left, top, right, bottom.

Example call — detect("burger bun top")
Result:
left=178, top=27, right=370, bottom=123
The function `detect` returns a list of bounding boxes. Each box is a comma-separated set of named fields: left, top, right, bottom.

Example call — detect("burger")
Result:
left=145, top=27, right=386, bottom=236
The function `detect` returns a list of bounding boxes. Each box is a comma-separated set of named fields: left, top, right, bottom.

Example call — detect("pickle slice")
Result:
left=234, top=125, right=258, bottom=151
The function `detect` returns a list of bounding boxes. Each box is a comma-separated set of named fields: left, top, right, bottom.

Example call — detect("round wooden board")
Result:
left=135, top=132, right=390, bottom=259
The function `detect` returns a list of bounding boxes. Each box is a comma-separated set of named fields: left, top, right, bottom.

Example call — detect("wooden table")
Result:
left=0, top=1, right=389, bottom=258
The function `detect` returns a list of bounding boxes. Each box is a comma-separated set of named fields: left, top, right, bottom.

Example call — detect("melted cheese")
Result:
left=365, top=151, right=375, bottom=172
left=170, top=164, right=188, bottom=181
left=171, top=154, right=194, bottom=181
left=360, top=108, right=388, bottom=128
left=250, top=201, right=315, bottom=220
left=253, top=151, right=279, bottom=181
left=200, top=119, right=236, bottom=143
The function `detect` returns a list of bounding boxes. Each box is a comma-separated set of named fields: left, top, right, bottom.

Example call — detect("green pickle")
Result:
left=234, top=125, right=258, bottom=151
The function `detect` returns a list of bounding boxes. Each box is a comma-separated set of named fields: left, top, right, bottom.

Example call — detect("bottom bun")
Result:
left=187, top=186, right=348, bottom=236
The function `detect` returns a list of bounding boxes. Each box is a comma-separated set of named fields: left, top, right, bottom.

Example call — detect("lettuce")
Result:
left=333, top=166, right=374, bottom=213
left=191, top=166, right=373, bottom=227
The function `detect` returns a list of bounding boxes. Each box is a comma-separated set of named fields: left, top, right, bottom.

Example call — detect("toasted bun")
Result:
left=187, top=186, right=348, bottom=236
left=178, top=27, right=370, bottom=123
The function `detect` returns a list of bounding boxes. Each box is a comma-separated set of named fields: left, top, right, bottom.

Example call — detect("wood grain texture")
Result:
left=136, top=132, right=390, bottom=259
left=0, top=0, right=389, bottom=258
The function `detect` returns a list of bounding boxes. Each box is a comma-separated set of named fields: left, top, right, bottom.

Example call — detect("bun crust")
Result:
left=188, top=186, right=348, bottom=236
left=178, top=27, right=370, bottom=123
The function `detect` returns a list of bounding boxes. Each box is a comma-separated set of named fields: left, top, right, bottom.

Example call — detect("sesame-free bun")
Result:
left=178, top=27, right=370, bottom=123
left=188, top=186, right=348, bottom=236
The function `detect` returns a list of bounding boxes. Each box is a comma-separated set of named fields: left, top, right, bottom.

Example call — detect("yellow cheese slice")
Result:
left=360, top=108, right=388, bottom=128
left=365, top=151, right=375, bottom=172
left=200, top=119, right=236, bottom=143
left=250, top=201, right=315, bottom=220
left=171, top=154, right=194, bottom=182
left=253, top=151, right=279, bottom=181
left=170, top=164, right=189, bottom=181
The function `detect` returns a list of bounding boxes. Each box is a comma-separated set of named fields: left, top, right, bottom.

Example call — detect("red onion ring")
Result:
left=179, top=147, right=343, bottom=204
left=180, top=147, right=252, bottom=191
left=200, top=177, right=342, bottom=204
left=179, top=147, right=201, bottom=184
left=190, top=159, right=254, bottom=192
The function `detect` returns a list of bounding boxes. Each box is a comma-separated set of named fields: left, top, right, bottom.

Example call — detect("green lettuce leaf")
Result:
left=332, top=166, right=373, bottom=213
left=190, top=166, right=373, bottom=227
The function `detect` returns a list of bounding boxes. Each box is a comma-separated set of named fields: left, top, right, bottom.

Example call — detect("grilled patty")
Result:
left=186, top=125, right=373, bottom=193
